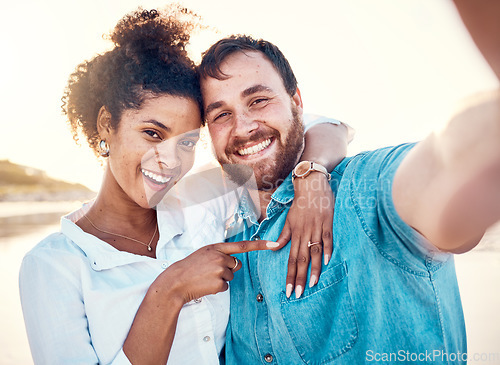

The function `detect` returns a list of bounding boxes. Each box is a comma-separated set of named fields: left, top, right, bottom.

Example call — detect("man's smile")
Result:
left=237, top=137, right=273, bottom=156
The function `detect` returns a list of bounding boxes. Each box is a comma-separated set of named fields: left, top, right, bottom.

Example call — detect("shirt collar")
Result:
left=269, top=173, right=295, bottom=205
left=61, top=200, right=185, bottom=271
left=235, top=172, right=295, bottom=222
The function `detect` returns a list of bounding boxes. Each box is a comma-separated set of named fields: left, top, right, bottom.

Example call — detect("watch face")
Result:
left=295, top=161, right=311, bottom=176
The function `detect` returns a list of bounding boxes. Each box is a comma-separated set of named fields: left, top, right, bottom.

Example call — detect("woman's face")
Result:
left=104, top=94, right=202, bottom=208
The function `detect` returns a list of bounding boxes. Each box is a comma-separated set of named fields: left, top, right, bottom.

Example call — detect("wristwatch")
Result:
left=292, top=161, right=331, bottom=181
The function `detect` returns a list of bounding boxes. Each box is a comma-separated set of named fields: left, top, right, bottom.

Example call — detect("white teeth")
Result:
left=141, top=169, right=171, bottom=184
left=238, top=138, right=272, bottom=156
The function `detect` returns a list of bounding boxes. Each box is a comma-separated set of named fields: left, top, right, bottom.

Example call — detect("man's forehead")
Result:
left=201, top=52, right=280, bottom=92
left=213, top=51, right=274, bottom=78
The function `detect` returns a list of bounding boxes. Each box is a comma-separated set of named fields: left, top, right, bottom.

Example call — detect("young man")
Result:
left=197, top=1, right=499, bottom=363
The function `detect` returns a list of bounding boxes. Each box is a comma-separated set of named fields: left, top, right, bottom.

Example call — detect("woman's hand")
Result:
left=162, top=240, right=277, bottom=303
left=276, top=172, right=334, bottom=299
left=124, top=239, right=276, bottom=364
left=273, top=120, right=348, bottom=299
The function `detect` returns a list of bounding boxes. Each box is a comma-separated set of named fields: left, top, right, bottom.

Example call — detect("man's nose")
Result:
left=232, top=112, right=259, bottom=137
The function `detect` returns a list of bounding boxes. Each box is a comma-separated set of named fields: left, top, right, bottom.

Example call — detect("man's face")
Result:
left=201, top=51, right=305, bottom=190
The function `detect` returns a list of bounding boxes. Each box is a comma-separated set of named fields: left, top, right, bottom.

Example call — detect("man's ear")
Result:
left=96, top=106, right=113, bottom=140
left=292, top=87, right=304, bottom=112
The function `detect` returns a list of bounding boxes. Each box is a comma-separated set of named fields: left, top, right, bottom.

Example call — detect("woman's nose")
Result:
left=153, top=141, right=181, bottom=170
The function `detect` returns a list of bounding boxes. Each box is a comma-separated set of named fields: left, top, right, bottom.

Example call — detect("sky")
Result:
left=0, top=0, right=498, bottom=191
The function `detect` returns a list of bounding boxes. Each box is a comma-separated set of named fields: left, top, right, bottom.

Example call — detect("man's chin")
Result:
left=220, top=163, right=256, bottom=188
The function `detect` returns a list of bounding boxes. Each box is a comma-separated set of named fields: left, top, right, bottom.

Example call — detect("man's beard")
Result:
left=218, top=104, right=305, bottom=191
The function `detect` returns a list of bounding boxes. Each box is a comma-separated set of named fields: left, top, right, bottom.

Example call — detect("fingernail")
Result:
left=286, top=284, right=293, bottom=298
left=295, top=285, right=303, bottom=299
left=324, top=254, right=330, bottom=266
left=266, top=241, right=280, bottom=248
left=309, top=275, right=318, bottom=288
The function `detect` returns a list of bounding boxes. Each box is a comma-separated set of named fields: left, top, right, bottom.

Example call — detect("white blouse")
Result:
left=19, top=180, right=237, bottom=364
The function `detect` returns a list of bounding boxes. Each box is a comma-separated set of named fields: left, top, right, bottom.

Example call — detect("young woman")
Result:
left=19, top=6, right=349, bottom=364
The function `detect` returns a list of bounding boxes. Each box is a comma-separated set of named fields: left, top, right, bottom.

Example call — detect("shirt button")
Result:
left=194, top=298, right=203, bottom=303
left=253, top=235, right=260, bottom=241
left=264, top=354, right=273, bottom=363
left=161, top=263, right=168, bottom=269
left=256, top=293, right=264, bottom=302
left=203, top=336, right=211, bottom=342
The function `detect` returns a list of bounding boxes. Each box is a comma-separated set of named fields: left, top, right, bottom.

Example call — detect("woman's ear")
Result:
left=292, top=87, right=304, bottom=112
left=96, top=106, right=113, bottom=140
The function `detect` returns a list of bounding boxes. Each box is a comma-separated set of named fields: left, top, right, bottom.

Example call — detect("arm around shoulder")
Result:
left=302, top=118, right=352, bottom=171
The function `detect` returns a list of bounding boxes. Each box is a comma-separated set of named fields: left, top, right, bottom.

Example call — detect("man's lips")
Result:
left=235, top=137, right=273, bottom=156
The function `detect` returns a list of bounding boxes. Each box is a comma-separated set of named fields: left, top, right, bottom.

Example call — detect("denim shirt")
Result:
left=225, top=143, right=466, bottom=365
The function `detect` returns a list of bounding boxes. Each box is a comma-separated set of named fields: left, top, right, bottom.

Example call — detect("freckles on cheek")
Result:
left=209, top=126, right=226, bottom=149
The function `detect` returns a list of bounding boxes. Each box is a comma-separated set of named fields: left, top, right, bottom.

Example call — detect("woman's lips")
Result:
left=141, top=168, right=175, bottom=192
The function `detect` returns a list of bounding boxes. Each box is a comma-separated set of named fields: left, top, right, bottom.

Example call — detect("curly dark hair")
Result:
left=198, top=34, right=298, bottom=97
left=62, top=6, right=203, bottom=156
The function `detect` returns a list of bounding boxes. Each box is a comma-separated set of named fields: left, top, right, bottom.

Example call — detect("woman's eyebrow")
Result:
left=143, top=119, right=172, bottom=133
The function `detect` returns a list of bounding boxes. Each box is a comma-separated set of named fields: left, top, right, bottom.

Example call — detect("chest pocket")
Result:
left=279, top=261, right=358, bottom=364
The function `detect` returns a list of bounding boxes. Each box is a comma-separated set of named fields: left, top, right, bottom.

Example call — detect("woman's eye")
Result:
left=145, top=130, right=161, bottom=139
left=178, top=140, right=197, bottom=151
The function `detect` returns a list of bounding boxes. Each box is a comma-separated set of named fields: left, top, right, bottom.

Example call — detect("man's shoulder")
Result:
left=334, top=142, right=417, bottom=179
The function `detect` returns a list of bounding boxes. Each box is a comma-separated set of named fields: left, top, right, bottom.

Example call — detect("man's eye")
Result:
left=178, top=140, right=197, bottom=151
left=212, top=112, right=229, bottom=123
left=251, top=98, right=268, bottom=106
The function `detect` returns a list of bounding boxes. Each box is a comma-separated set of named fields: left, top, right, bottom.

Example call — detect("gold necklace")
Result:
left=84, top=215, right=158, bottom=252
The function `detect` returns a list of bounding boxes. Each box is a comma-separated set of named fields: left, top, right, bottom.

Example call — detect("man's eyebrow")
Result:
left=205, top=101, right=224, bottom=116
left=205, top=85, right=273, bottom=116
left=242, top=84, right=273, bottom=98
left=143, top=119, right=172, bottom=133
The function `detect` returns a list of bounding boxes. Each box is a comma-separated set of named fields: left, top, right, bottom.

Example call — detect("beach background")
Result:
left=1, top=0, right=499, bottom=363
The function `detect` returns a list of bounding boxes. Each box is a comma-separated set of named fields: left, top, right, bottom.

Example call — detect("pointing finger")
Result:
left=213, top=240, right=279, bottom=255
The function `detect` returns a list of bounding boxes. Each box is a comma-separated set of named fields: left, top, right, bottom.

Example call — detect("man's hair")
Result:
left=198, top=35, right=298, bottom=96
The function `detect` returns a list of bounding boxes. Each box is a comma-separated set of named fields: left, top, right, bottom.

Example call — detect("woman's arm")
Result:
left=20, top=251, right=105, bottom=364
left=277, top=121, right=350, bottom=298
left=20, top=238, right=272, bottom=364
left=302, top=118, right=351, bottom=170
left=122, top=240, right=274, bottom=363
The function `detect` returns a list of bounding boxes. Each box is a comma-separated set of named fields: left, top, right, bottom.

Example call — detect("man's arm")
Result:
left=452, top=0, right=500, bottom=80
left=393, top=0, right=500, bottom=253
left=393, top=90, right=500, bottom=253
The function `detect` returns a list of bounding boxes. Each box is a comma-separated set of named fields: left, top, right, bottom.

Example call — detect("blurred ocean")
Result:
left=0, top=201, right=83, bottom=365
left=0, top=201, right=499, bottom=365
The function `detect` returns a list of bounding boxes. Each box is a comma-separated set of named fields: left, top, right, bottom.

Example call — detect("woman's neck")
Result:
left=92, top=168, right=156, bottom=226
left=78, top=167, right=158, bottom=256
